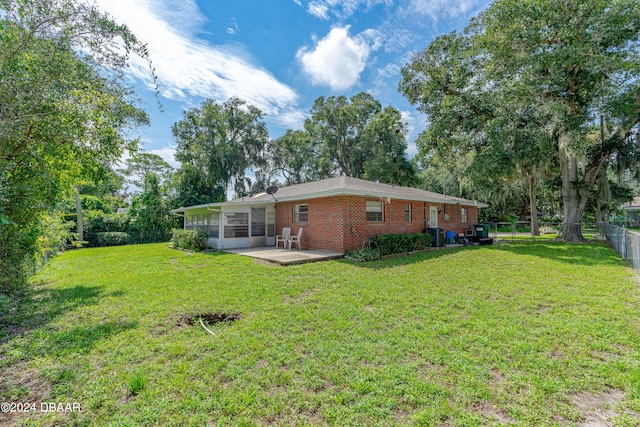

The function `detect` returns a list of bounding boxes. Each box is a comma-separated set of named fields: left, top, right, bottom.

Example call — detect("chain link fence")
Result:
left=597, top=222, right=640, bottom=270
left=475, top=220, right=639, bottom=269
left=484, top=221, right=605, bottom=239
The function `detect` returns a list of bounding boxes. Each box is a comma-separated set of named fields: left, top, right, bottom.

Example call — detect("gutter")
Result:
left=171, top=191, right=489, bottom=211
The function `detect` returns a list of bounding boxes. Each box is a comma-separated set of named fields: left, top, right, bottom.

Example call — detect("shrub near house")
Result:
left=171, top=229, right=208, bottom=251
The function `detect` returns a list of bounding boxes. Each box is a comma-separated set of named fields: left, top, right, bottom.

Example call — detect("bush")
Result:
left=84, top=211, right=176, bottom=246
left=0, top=225, right=37, bottom=295
left=369, top=233, right=432, bottom=256
left=171, top=229, right=208, bottom=251
left=84, top=212, right=132, bottom=247
left=345, top=247, right=381, bottom=262
left=95, top=232, right=131, bottom=247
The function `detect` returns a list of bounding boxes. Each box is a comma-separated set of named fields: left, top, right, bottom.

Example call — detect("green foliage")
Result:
left=84, top=212, right=131, bottom=247
left=36, top=213, right=78, bottom=256
left=304, top=92, right=417, bottom=185
left=75, top=162, right=126, bottom=200
left=78, top=195, right=113, bottom=214
left=3, top=241, right=639, bottom=425
left=0, top=226, right=38, bottom=294
left=0, top=212, right=77, bottom=294
left=171, top=229, right=208, bottom=251
left=127, top=372, right=146, bottom=396
left=129, top=173, right=177, bottom=243
left=344, top=247, right=381, bottom=262
left=95, top=232, right=131, bottom=247
left=400, top=0, right=640, bottom=241
left=265, top=129, right=318, bottom=185
left=0, top=0, right=152, bottom=294
left=172, top=97, right=269, bottom=202
left=120, top=152, right=174, bottom=188
left=369, top=233, right=432, bottom=256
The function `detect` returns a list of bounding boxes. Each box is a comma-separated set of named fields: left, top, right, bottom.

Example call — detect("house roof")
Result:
left=622, top=196, right=640, bottom=210
left=172, top=176, right=489, bottom=213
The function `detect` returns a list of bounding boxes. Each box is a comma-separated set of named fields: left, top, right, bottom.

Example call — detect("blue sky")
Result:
left=95, top=0, right=491, bottom=168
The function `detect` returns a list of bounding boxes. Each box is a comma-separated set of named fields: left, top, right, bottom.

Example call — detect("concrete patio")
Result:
left=223, top=247, right=344, bottom=265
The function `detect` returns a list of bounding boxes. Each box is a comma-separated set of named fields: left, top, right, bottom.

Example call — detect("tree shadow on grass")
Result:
left=339, top=246, right=475, bottom=270
left=485, top=240, right=626, bottom=267
left=339, top=240, right=626, bottom=270
left=0, top=284, right=123, bottom=345
left=22, top=319, right=138, bottom=358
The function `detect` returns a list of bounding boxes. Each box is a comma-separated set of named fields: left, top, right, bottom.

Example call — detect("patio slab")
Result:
left=223, top=247, right=344, bottom=265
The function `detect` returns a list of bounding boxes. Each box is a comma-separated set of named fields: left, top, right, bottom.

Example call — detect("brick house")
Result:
left=172, top=176, right=488, bottom=253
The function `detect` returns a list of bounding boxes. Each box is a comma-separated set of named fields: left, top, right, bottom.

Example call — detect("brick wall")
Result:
left=275, top=196, right=347, bottom=252
left=430, top=203, right=479, bottom=237
left=276, top=195, right=481, bottom=252
left=342, top=198, right=426, bottom=250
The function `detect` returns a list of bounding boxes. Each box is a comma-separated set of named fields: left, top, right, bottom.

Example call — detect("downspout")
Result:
left=424, top=202, right=427, bottom=231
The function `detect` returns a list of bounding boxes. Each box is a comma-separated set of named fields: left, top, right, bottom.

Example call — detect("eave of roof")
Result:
left=170, top=176, right=489, bottom=213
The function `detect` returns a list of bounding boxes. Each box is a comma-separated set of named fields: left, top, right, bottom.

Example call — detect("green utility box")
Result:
left=474, top=223, right=490, bottom=238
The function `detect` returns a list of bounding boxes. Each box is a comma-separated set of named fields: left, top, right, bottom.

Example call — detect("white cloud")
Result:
left=377, top=62, right=400, bottom=79
left=296, top=26, right=379, bottom=92
left=226, top=18, right=239, bottom=35
left=149, top=147, right=181, bottom=169
left=308, top=2, right=330, bottom=19
left=305, top=0, right=392, bottom=20
left=272, top=110, right=307, bottom=130
left=401, top=110, right=426, bottom=157
left=407, top=0, right=486, bottom=20
left=94, top=0, right=301, bottom=120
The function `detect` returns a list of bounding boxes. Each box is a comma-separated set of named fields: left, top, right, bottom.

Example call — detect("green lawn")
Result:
left=1, top=242, right=640, bottom=426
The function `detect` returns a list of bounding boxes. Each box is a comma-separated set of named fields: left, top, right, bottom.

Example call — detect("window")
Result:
left=208, top=212, right=219, bottom=238
left=185, top=213, right=219, bottom=238
left=405, top=204, right=412, bottom=222
left=267, top=212, right=275, bottom=237
left=366, top=201, right=384, bottom=222
left=294, top=204, right=308, bottom=222
left=461, top=207, right=468, bottom=224
left=224, top=212, right=249, bottom=238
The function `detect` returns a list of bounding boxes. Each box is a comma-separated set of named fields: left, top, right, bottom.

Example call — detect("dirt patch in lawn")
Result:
left=569, top=389, right=624, bottom=427
left=0, top=365, right=52, bottom=426
left=179, top=312, right=242, bottom=327
left=283, top=289, right=314, bottom=305
left=473, top=401, right=516, bottom=425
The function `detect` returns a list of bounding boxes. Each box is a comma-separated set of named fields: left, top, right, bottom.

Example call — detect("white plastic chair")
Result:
left=276, top=227, right=291, bottom=249
left=287, top=228, right=303, bottom=250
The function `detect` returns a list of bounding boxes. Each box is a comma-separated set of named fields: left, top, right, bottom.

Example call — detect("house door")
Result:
left=250, top=207, right=266, bottom=247
left=429, top=206, right=438, bottom=228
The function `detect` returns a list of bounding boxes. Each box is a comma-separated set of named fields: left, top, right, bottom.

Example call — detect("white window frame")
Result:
left=294, top=203, right=308, bottom=223
left=223, top=212, right=249, bottom=238
left=461, top=207, right=468, bottom=224
left=429, top=206, right=438, bottom=228
left=405, top=203, right=412, bottom=222
left=366, top=200, right=384, bottom=222
left=208, top=212, right=220, bottom=238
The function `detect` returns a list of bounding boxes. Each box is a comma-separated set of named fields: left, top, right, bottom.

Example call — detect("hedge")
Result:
left=95, top=232, right=131, bottom=247
left=83, top=212, right=175, bottom=247
left=368, top=233, right=432, bottom=256
left=84, top=212, right=132, bottom=247
left=171, top=229, right=208, bottom=251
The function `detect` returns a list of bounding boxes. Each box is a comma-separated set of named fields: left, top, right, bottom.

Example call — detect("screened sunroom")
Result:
left=175, top=202, right=276, bottom=249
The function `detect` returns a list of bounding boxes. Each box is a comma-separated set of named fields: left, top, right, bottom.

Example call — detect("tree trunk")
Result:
left=594, top=205, right=604, bottom=225
left=558, top=138, right=589, bottom=241
left=74, top=187, right=84, bottom=246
